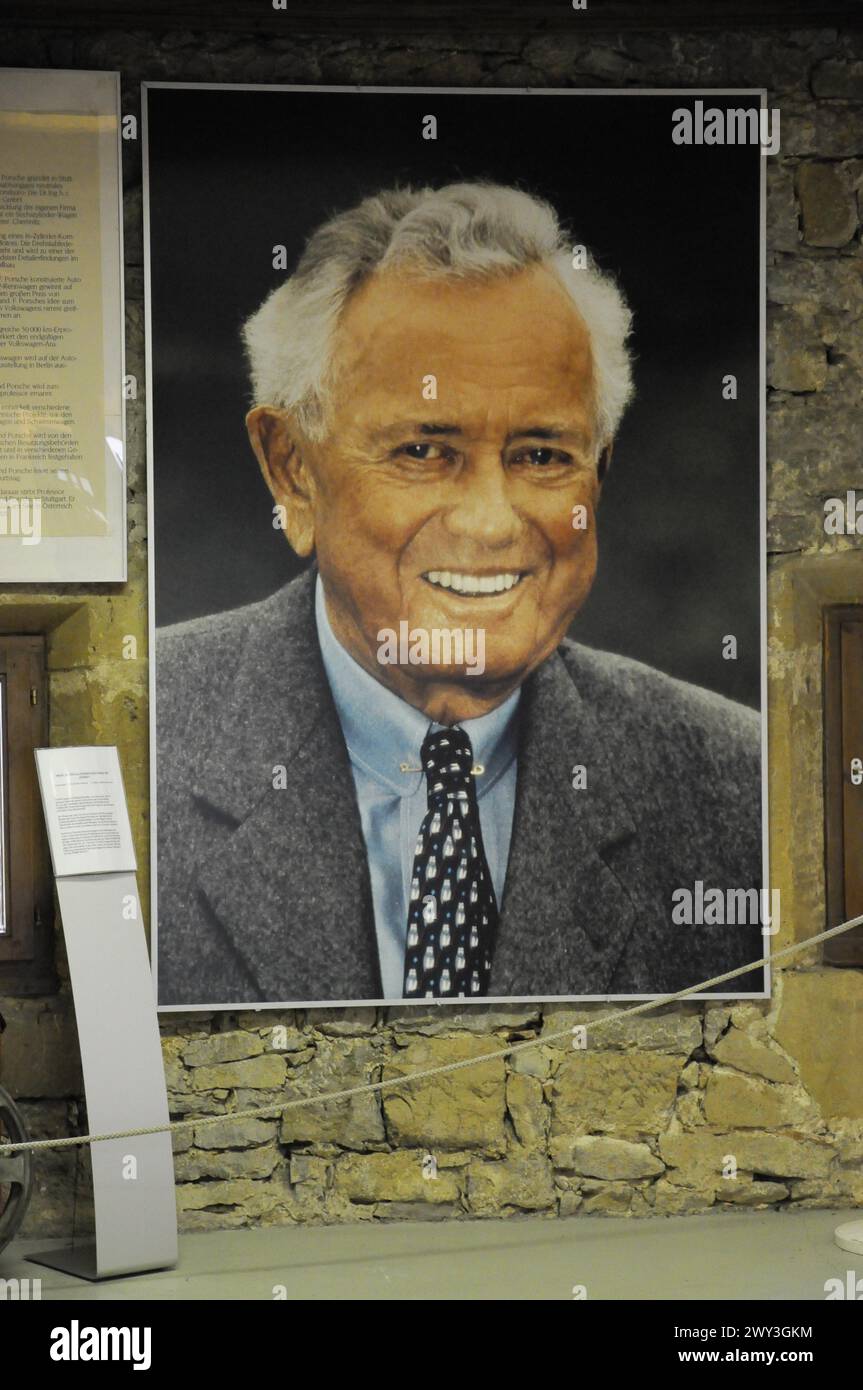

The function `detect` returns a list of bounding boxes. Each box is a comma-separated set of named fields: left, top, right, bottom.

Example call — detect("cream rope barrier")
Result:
left=1, top=913, right=860, bottom=1157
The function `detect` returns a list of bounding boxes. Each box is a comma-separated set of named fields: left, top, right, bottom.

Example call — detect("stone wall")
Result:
left=0, top=16, right=861, bottom=1234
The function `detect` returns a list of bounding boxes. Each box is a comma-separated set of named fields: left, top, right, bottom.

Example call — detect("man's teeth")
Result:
left=425, top=571, right=522, bottom=595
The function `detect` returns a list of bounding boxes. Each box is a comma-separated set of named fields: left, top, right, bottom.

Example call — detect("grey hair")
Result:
left=242, top=180, right=634, bottom=447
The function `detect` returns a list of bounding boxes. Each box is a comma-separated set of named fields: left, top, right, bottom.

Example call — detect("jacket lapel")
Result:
left=492, top=648, right=641, bottom=997
left=191, top=570, right=381, bottom=1003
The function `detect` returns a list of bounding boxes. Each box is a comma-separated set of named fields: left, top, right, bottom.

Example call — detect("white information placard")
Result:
left=35, top=745, right=136, bottom=877
left=0, top=68, right=126, bottom=581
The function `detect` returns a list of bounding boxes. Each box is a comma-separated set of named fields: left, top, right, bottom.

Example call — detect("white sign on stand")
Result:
left=29, top=746, right=177, bottom=1281
left=36, top=745, right=137, bottom=877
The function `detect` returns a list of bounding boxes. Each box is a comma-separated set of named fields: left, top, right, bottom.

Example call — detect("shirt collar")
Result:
left=315, top=574, right=520, bottom=799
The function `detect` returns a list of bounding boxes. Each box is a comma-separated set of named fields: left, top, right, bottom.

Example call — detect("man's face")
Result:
left=253, top=262, right=606, bottom=720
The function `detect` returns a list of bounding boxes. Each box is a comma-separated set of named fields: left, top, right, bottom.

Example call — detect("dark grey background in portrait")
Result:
left=146, top=87, right=762, bottom=708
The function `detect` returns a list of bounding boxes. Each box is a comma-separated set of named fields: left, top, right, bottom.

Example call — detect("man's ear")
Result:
left=246, top=404, right=316, bottom=557
left=596, top=440, right=614, bottom=489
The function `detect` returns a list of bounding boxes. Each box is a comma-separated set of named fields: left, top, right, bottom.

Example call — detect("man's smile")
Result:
left=421, top=569, right=528, bottom=597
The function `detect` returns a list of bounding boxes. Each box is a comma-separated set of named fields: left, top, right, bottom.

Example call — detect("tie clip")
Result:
left=399, top=761, right=485, bottom=775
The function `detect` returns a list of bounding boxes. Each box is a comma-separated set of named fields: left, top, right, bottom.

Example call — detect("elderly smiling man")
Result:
left=155, top=180, right=764, bottom=1007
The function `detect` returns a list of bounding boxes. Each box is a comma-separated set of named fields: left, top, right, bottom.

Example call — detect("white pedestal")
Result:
left=834, top=1219, right=863, bottom=1256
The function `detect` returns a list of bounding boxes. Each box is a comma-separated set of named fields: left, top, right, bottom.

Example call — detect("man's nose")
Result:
left=441, top=456, right=523, bottom=549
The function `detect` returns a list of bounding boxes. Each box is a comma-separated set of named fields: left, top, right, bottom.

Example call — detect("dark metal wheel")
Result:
left=0, top=1085, right=32, bottom=1256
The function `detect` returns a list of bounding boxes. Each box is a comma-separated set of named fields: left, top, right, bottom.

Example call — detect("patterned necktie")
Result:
left=402, top=726, right=498, bottom=999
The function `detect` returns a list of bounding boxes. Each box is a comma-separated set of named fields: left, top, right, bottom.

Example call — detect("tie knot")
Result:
left=421, top=727, right=474, bottom=795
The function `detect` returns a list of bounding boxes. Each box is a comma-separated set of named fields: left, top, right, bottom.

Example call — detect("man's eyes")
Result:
left=511, top=447, right=575, bottom=468
left=391, top=442, right=576, bottom=468
left=393, top=442, right=453, bottom=461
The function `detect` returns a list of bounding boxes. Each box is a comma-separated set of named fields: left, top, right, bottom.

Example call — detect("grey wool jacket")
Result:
left=154, top=567, right=765, bottom=1006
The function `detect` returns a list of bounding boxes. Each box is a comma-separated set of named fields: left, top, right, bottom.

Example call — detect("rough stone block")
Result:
left=767, top=163, right=801, bottom=253
left=543, top=1007, right=700, bottom=1054
left=677, top=1088, right=705, bottom=1128
left=384, top=1003, right=539, bottom=1035
left=289, top=1154, right=330, bottom=1185
left=767, top=256, right=863, bottom=314
left=772, top=969, right=863, bottom=1120
left=265, top=1026, right=310, bottom=1054
left=193, top=1116, right=275, bottom=1149
left=279, top=1038, right=385, bottom=1149
left=797, top=163, right=858, bottom=246
left=173, top=1143, right=282, bottom=1181
left=377, top=1201, right=462, bottom=1221
left=768, top=306, right=828, bottom=392
left=161, top=1035, right=188, bottom=1093
left=580, top=1180, right=652, bottom=1216
left=680, top=1062, right=703, bottom=1090
left=510, top=1045, right=552, bottom=1079
left=551, top=1052, right=682, bottom=1137
left=334, top=1150, right=460, bottom=1203
left=305, top=1007, right=376, bottom=1035
left=704, top=1005, right=733, bottom=1048
left=652, top=1180, right=715, bottom=1215
left=550, top=1134, right=665, bottom=1179
left=175, top=1176, right=291, bottom=1221
left=506, top=1072, right=548, bottom=1147
left=466, top=1151, right=556, bottom=1214
left=558, top=1189, right=583, bottom=1217
left=183, top=1031, right=264, bottom=1068
left=716, top=1179, right=790, bottom=1205
left=171, top=1128, right=193, bottom=1155
left=660, top=1127, right=834, bottom=1180
left=703, top=1068, right=819, bottom=1128
left=190, top=1055, right=287, bottom=1092
left=707, top=1027, right=797, bottom=1084
left=382, top=1034, right=506, bottom=1154
left=236, top=1010, right=302, bottom=1035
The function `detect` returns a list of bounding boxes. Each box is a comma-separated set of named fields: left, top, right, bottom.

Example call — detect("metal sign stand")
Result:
left=27, top=750, right=177, bottom=1281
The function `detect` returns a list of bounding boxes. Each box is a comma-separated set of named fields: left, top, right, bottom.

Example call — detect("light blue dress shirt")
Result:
left=315, top=577, right=520, bottom=998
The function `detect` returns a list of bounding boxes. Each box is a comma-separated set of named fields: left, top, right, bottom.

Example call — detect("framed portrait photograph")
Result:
left=143, top=83, right=769, bottom=1011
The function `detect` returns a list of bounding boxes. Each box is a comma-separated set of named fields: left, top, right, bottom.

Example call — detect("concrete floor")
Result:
left=2, top=1207, right=860, bottom=1300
